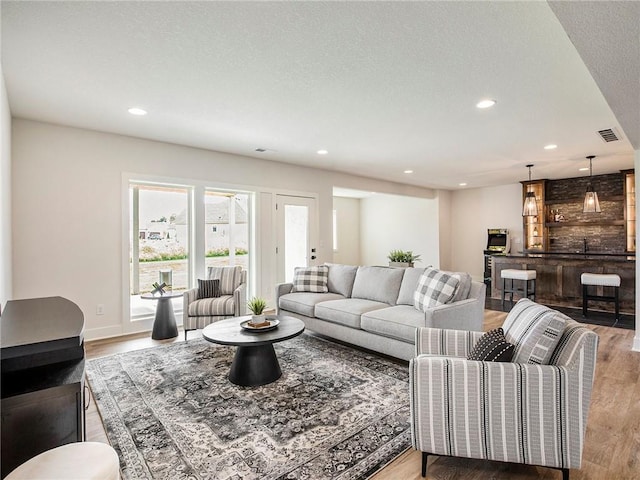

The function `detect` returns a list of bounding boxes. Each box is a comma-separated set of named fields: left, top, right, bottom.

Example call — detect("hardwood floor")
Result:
left=85, top=310, right=640, bottom=479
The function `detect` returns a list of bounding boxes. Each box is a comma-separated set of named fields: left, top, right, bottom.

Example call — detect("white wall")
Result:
left=360, top=193, right=440, bottom=268
left=11, top=119, right=436, bottom=338
left=332, top=196, right=361, bottom=265
left=437, top=190, right=452, bottom=270
left=449, top=184, right=523, bottom=281
left=0, top=68, right=12, bottom=309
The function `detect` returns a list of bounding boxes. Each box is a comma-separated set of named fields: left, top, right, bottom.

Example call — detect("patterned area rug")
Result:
left=86, top=333, right=410, bottom=480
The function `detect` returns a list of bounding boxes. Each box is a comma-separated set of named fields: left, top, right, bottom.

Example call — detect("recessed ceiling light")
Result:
left=544, top=144, right=558, bottom=150
left=404, top=170, right=414, bottom=174
left=128, top=107, right=147, bottom=116
left=579, top=167, right=589, bottom=171
left=459, top=183, right=468, bottom=187
left=317, top=149, right=328, bottom=155
left=476, top=99, right=496, bottom=109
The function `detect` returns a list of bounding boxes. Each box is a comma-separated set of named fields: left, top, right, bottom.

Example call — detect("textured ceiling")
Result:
left=1, top=1, right=637, bottom=190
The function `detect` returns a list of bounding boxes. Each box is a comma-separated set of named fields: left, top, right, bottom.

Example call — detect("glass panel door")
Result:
left=276, top=195, right=317, bottom=283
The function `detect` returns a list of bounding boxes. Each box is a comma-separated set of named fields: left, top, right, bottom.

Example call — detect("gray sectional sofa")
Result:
left=276, top=264, right=486, bottom=361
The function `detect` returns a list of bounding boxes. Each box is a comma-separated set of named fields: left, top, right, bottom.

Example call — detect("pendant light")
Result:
left=522, top=164, right=538, bottom=216
left=583, top=155, right=601, bottom=213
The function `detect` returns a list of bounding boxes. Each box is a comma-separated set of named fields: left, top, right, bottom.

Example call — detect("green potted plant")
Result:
left=388, top=249, right=421, bottom=268
left=247, top=297, right=267, bottom=322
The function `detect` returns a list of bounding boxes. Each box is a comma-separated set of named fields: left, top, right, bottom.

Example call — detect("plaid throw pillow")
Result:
left=197, top=279, right=220, bottom=299
left=292, top=265, right=329, bottom=293
left=468, top=328, right=515, bottom=362
left=413, top=267, right=460, bottom=311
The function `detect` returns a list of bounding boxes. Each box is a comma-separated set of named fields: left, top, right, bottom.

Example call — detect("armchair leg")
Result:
left=184, top=329, right=188, bottom=341
left=562, top=468, right=570, bottom=480
left=421, top=452, right=428, bottom=477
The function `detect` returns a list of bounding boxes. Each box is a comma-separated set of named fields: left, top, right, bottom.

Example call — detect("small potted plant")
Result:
left=388, top=249, right=421, bottom=268
left=247, top=297, right=267, bottom=323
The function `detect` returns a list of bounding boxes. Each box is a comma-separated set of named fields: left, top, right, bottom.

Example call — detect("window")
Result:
left=129, top=183, right=191, bottom=320
left=204, top=190, right=250, bottom=271
left=127, top=180, right=253, bottom=323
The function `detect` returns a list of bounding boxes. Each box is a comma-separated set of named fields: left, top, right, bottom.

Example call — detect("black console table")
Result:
left=1, top=296, right=86, bottom=478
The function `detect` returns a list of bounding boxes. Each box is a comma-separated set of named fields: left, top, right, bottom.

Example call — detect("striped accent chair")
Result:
left=410, top=299, right=598, bottom=480
left=183, top=266, right=247, bottom=340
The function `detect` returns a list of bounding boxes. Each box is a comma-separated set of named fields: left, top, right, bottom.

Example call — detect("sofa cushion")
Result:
left=207, top=265, right=242, bottom=295
left=467, top=328, right=515, bottom=362
left=189, top=295, right=235, bottom=316
left=449, top=271, right=473, bottom=303
left=414, top=268, right=460, bottom=311
left=279, top=292, right=345, bottom=317
left=315, top=298, right=389, bottom=329
left=197, top=279, right=220, bottom=299
left=292, top=265, right=329, bottom=293
left=351, top=266, right=404, bottom=305
left=361, top=305, right=426, bottom=343
left=397, top=268, right=426, bottom=305
left=325, top=263, right=358, bottom=297
left=502, top=298, right=566, bottom=365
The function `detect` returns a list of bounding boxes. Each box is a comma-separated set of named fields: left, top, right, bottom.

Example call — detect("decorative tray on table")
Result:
left=240, top=317, right=280, bottom=332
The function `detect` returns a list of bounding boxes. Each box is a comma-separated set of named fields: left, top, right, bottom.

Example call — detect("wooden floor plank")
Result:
left=84, top=309, right=640, bottom=479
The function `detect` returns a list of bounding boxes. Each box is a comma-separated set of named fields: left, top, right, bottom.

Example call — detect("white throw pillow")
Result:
left=413, top=267, right=460, bottom=311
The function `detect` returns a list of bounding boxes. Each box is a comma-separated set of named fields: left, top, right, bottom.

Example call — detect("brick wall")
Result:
left=544, top=173, right=627, bottom=253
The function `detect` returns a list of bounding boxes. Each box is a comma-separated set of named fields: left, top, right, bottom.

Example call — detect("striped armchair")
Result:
left=409, top=299, right=598, bottom=479
left=183, top=266, right=247, bottom=340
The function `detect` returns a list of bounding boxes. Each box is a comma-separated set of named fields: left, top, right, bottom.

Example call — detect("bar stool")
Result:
left=581, top=272, right=621, bottom=321
left=501, top=269, right=536, bottom=308
left=5, top=442, right=120, bottom=480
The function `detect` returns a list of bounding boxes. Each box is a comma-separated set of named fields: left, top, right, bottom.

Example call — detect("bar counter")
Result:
left=491, top=252, right=635, bottom=313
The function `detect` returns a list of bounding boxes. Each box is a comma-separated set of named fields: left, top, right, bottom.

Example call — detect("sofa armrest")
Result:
left=275, top=283, right=294, bottom=314
left=423, top=297, right=484, bottom=331
left=183, top=288, right=199, bottom=323
left=233, top=282, right=247, bottom=317
left=415, top=326, right=484, bottom=357
left=409, top=356, right=586, bottom=469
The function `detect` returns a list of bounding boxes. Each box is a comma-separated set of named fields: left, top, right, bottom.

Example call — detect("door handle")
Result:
left=311, top=255, right=317, bottom=260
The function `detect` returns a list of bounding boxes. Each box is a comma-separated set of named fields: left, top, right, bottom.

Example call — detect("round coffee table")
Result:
left=140, top=292, right=182, bottom=340
left=202, top=315, right=305, bottom=386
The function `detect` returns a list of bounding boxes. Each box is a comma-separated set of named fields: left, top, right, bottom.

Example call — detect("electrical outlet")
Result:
left=96, top=304, right=105, bottom=315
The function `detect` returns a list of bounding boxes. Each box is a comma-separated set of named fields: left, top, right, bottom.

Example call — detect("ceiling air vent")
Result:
left=255, top=148, right=267, bottom=152
left=597, top=128, right=620, bottom=142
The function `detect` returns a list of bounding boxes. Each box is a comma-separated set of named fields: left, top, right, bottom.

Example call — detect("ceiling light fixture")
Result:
left=404, top=170, right=413, bottom=174
left=583, top=155, right=601, bottom=213
left=476, top=99, right=496, bottom=109
left=522, top=164, right=538, bottom=217
left=544, top=144, right=557, bottom=150
left=459, top=183, right=467, bottom=187
left=127, top=107, right=147, bottom=116
left=317, top=149, right=328, bottom=155
left=579, top=167, right=589, bottom=172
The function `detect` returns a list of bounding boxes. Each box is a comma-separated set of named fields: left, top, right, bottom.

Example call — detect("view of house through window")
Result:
left=204, top=190, right=249, bottom=271
left=130, top=184, right=191, bottom=298
left=129, top=182, right=252, bottom=321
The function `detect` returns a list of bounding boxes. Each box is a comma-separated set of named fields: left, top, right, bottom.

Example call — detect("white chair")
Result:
left=5, top=442, right=120, bottom=480
left=581, top=272, right=620, bottom=320
left=500, top=268, right=536, bottom=308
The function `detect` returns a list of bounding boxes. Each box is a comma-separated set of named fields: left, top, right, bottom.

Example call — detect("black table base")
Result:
left=229, top=344, right=282, bottom=386
left=151, top=298, right=179, bottom=340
